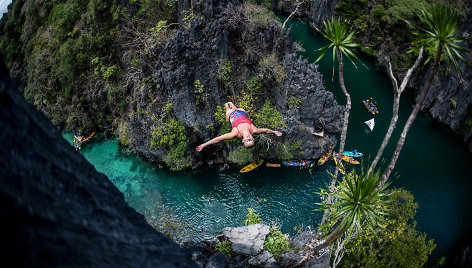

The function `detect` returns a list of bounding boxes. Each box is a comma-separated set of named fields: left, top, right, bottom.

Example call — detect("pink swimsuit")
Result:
left=228, top=110, right=253, bottom=136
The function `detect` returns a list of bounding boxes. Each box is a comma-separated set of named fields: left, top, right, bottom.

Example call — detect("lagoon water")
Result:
left=63, top=18, right=472, bottom=263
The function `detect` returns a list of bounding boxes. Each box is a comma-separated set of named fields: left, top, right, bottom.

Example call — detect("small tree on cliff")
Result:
left=315, top=167, right=392, bottom=252
left=312, top=17, right=364, bottom=234
left=381, top=3, right=467, bottom=185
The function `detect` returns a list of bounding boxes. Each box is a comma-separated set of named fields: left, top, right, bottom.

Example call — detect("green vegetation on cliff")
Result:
left=337, top=189, right=436, bottom=268
left=334, top=0, right=466, bottom=68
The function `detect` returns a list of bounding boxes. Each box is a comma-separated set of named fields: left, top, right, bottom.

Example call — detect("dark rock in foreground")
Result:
left=0, top=59, right=196, bottom=267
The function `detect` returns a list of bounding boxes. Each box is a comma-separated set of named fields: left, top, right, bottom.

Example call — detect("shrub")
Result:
left=263, top=226, right=290, bottom=257
left=338, top=189, right=436, bottom=268
left=194, top=79, right=207, bottom=105
left=258, top=54, right=286, bottom=82
left=164, top=141, right=191, bottom=171
left=120, top=122, right=131, bottom=145
left=254, top=98, right=285, bottom=130
left=150, top=104, right=190, bottom=171
left=247, top=73, right=264, bottom=95
left=450, top=98, right=457, bottom=109
left=287, top=96, right=301, bottom=109
left=215, top=241, right=233, bottom=258
left=244, top=208, right=264, bottom=225
left=216, top=60, right=232, bottom=88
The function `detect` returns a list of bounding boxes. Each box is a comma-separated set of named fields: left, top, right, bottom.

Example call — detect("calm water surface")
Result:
left=63, top=18, right=472, bottom=264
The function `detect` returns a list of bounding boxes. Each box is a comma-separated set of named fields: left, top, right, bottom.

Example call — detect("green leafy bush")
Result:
left=338, top=189, right=436, bottom=268
left=216, top=60, right=232, bottom=88
left=247, top=73, right=264, bottom=95
left=244, top=208, right=264, bottom=225
left=194, top=79, right=207, bottom=105
left=215, top=241, right=234, bottom=258
left=263, top=226, right=290, bottom=257
left=254, top=98, right=285, bottom=130
left=150, top=103, right=190, bottom=171
left=164, top=141, right=191, bottom=171
left=287, top=96, right=301, bottom=109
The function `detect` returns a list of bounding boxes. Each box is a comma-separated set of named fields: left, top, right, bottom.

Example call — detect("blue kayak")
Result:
left=343, top=151, right=363, bottom=157
left=283, top=160, right=311, bottom=167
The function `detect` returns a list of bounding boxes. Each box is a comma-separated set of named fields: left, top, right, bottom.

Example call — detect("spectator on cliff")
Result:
left=196, top=102, right=282, bottom=152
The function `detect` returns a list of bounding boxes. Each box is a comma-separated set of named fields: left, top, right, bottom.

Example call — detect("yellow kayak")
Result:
left=333, top=155, right=346, bottom=175
left=341, top=154, right=360, bottom=165
left=240, top=159, right=264, bottom=173
left=317, top=149, right=332, bottom=166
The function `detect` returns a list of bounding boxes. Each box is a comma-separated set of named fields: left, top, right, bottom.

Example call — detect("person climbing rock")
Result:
left=196, top=102, right=282, bottom=152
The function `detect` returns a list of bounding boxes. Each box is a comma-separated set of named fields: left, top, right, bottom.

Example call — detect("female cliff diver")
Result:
left=195, top=102, right=282, bottom=152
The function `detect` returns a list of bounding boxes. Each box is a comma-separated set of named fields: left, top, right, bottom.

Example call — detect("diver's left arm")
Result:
left=253, top=127, right=282, bottom=136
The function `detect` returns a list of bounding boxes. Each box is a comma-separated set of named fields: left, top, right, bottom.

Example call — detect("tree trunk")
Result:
left=316, top=48, right=350, bottom=237
left=281, top=1, right=303, bottom=33
left=381, top=46, right=441, bottom=185
left=316, top=222, right=345, bottom=251
left=368, top=48, right=423, bottom=175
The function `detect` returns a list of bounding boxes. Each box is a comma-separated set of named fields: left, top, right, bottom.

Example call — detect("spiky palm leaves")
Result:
left=314, top=18, right=364, bottom=79
left=317, top=167, right=392, bottom=248
left=410, top=3, right=467, bottom=75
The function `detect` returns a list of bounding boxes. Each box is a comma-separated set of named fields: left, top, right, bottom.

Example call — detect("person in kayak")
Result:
left=196, top=102, right=282, bottom=152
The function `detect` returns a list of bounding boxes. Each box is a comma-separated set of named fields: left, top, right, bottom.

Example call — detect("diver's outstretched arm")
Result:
left=253, top=127, right=282, bottom=136
left=196, top=131, right=238, bottom=152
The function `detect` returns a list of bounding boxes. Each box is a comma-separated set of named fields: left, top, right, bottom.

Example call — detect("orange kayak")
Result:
left=341, top=154, right=360, bottom=165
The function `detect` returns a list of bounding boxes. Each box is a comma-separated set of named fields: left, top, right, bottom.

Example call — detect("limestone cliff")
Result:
left=0, top=0, right=343, bottom=170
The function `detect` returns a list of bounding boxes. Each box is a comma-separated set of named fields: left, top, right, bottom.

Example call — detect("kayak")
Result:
left=317, top=149, right=332, bottom=166
left=341, top=154, right=360, bottom=165
left=73, top=131, right=96, bottom=150
left=333, top=155, right=346, bottom=175
left=343, top=151, right=363, bottom=157
left=363, top=98, right=379, bottom=114
left=283, top=160, right=311, bottom=167
left=240, top=159, right=264, bottom=173
left=266, top=163, right=281, bottom=167
left=365, top=118, right=375, bottom=131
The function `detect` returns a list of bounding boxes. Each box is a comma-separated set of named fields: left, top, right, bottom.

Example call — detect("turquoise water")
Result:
left=62, top=18, right=472, bottom=264
left=63, top=132, right=334, bottom=240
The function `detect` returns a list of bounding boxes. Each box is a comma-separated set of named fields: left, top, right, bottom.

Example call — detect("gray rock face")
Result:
left=271, top=0, right=311, bottom=18
left=248, top=250, right=275, bottom=267
left=222, top=224, right=270, bottom=256
left=0, top=60, right=197, bottom=267
left=271, top=0, right=338, bottom=27
left=309, top=0, right=339, bottom=27
left=205, top=252, right=231, bottom=268
left=124, top=0, right=343, bottom=166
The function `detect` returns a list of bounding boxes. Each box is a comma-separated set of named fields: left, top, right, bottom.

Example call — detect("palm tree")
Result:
left=381, top=3, right=467, bottom=185
left=312, top=17, right=363, bottom=233
left=315, top=167, right=392, bottom=250
left=368, top=47, right=424, bottom=175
